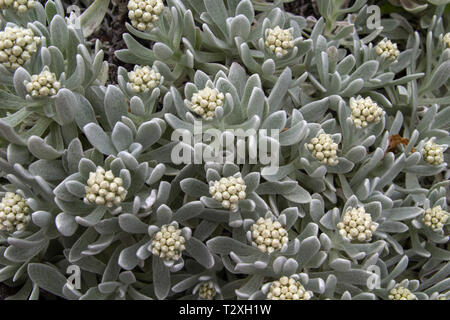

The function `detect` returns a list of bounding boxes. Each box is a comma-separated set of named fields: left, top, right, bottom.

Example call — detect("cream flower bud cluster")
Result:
left=375, top=38, right=400, bottom=61
left=0, top=0, right=35, bottom=14
left=84, top=167, right=127, bottom=208
left=423, top=206, right=448, bottom=231
left=209, top=176, right=246, bottom=211
left=0, top=26, right=40, bottom=70
left=24, top=70, right=61, bottom=97
left=128, top=0, right=164, bottom=32
left=350, top=96, right=385, bottom=128
left=443, top=33, right=450, bottom=49
left=422, top=141, right=444, bottom=165
left=151, top=224, right=186, bottom=262
left=190, top=87, right=224, bottom=120
left=267, top=276, right=312, bottom=300
left=0, top=192, right=31, bottom=232
left=198, top=281, right=216, bottom=300
left=251, top=217, right=288, bottom=253
left=307, top=133, right=339, bottom=166
left=388, top=286, right=417, bottom=300
left=265, top=26, right=294, bottom=57
left=337, top=207, right=378, bottom=242
left=128, top=65, right=161, bottom=93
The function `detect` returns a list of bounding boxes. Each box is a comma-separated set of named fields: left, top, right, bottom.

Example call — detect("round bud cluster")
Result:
left=251, top=217, right=289, bottom=253
left=265, top=26, right=294, bottom=57
left=306, top=133, right=339, bottom=166
left=0, top=26, right=41, bottom=70
left=24, top=70, right=61, bottom=97
left=128, top=0, right=164, bottom=32
left=443, top=33, right=450, bottom=49
left=422, top=141, right=444, bottom=165
left=337, top=207, right=378, bottom=242
left=209, top=176, right=246, bottom=211
left=151, top=224, right=186, bottom=262
left=375, top=38, right=400, bottom=61
left=0, top=0, right=35, bottom=14
left=198, top=281, right=216, bottom=300
left=267, top=276, right=312, bottom=300
left=190, top=87, right=224, bottom=120
left=0, top=192, right=31, bottom=232
left=388, top=286, right=417, bottom=300
left=128, top=65, right=161, bottom=93
left=83, top=167, right=127, bottom=208
left=423, top=206, right=448, bottom=231
left=349, top=96, right=385, bottom=128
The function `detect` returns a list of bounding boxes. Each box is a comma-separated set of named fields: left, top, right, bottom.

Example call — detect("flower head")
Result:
left=0, top=0, right=35, bottom=14
left=337, top=206, right=378, bottom=242
left=422, top=140, right=444, bottom=165
left=349, top=96, right=385, bottom=128
left=24, top=70, right=61, bottom=97
left=423, top=206, right=448, bottom=231
left=375, top=38, right=400, bottom=61
left=209, top=175, right=246, bottom=211
left=198, top=281, right=216, bottom=300
left=388, top=285, right=417, bottom=300
left=0, top=26, right=41, bottom=70
left=128, top=65, right=161, bottom=93
left=251, top=217, right=288, bottom=253
left=83, top=166, right=127, bottom=208
left=151, top=224, right=186, bottom=262
left=0, top=192, right=31, bottom=232
left=267, top=276, right=312, bottom=300
left=306, top=133, right=339, bottom=166
left=128, top=0, right=164, bottom=31
left=189, top=87, right=224, bottom=120
left=443, top=33, right=450, bottom=49
left=265, top=26, right=294, bottom=57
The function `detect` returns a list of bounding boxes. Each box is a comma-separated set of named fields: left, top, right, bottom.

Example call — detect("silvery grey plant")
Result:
left=0, top=0, right=449, bottom=300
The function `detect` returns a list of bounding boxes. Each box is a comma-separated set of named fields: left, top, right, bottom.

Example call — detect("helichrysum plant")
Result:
left=0, top=0, right=449, bottom=301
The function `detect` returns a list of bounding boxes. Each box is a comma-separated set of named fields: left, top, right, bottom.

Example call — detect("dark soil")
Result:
left=284, top=0, right=319, bottom=17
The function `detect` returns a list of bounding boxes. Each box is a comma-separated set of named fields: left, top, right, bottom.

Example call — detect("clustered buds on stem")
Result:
left=209, top=175, right=246, bottom=211
left=198, top=281, right=216, bottom=300
left=189, top=87, right=224, bottom=120
left=251, top=217, right=288, bottom=253
left=84, top=166, right=127, bottom=208
left=0, top=192, right=31, bottom=232
left=375, top=38, right=400, bottom=61
left=0, top=0, right=35, bottom=14
left=151, top=224, right=186, bottom=262
left=0, top=26, right=40, bottom=70
left=423, top=205, right=448, bottom=231
left=349, top=96, right=385, bottom=128
left=337, top=206, right=378, bottom=242
left=422, top=140, right=444, bottom=165
left=24, top=70, right=61, bottom=97
left=443, top=33, right=450, bottom=49
left=128, top=0, right=164, bottom=32
left=128, top=65, right=161, bottom=93
left=267, top=276, right=312, bottom=300
left=388, top=286, right=417, bottom=300
left=307, top=133, right=339, bottom=166
left=264, top=26, right=294, bottom=57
